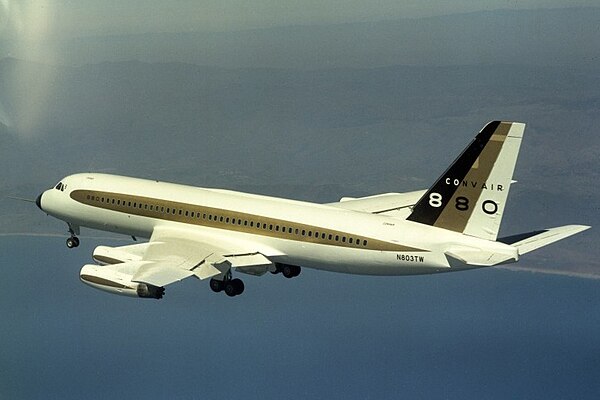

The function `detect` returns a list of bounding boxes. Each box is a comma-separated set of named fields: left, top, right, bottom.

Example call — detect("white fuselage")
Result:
left=39, top=173, right=518, bottom=276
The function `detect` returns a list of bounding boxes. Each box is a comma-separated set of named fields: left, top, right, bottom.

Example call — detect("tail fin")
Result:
left=407, top=121, right=524, bottom=240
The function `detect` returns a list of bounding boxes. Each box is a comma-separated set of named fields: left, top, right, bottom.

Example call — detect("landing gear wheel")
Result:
left=209, top=278, right=224, bottom=293
left=282, top=265, right=301, bottom=278
left=66, top=236, right=80, bottom=249
left=224, top=281, right=237, bottom=297
left=232, top=278, right=244, bottom=295
left=224, top=278, right=245, bottom=297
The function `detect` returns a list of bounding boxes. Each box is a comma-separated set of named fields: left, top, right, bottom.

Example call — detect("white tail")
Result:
left=408, top=121, right=524, bottom=240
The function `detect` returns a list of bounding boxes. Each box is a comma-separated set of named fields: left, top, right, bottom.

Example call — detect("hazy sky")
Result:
left=1, top=0, right=598, bottom=41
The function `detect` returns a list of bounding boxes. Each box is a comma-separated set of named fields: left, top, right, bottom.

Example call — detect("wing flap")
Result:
left=228, top=253, right=274, bottom=276
left=192, top=261, right=224, bottom=280
left=132, top=261, right=195, bottom=287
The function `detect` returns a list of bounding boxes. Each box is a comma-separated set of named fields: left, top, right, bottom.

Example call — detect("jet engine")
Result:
left=92, top=243, right=149, bottom=265
left=79, top=264, right=164, bottom=299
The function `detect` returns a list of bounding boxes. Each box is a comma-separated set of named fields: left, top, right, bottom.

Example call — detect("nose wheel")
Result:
left=66, top=236, right=80, bottom=248
left=66, top=224, right=80, bottom=248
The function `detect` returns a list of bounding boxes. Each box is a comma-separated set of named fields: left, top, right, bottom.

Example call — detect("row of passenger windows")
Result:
left=85, top=194, right=369, bottom=247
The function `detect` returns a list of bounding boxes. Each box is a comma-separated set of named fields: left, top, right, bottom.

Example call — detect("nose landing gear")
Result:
left=66, top=236, right=80, bottom=248
left=65, top=224, right=80, bottom=248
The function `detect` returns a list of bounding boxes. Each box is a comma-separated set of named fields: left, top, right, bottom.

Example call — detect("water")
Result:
left=1, top=237, right=599, bottom=399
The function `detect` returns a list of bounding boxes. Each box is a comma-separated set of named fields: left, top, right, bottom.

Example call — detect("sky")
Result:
left=2, top=0, right=598, bottom=39
left=1, top=1, right=599, bottom=398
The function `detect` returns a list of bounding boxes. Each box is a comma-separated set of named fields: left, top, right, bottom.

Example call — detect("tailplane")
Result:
left=498, top=225, right=590, bottom=254
left=407, top=121, right=524, bottom=240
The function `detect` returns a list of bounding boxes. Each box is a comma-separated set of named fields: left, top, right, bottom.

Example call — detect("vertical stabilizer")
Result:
left=407, top=121, right=525, bottom=240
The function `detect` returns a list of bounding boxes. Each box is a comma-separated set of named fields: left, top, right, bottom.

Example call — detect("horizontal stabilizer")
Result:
left=330, top=190, right=426, bottom=214
left=445, top=245, right=518, bottom=266
left=499, top=225, right=590, bottom=254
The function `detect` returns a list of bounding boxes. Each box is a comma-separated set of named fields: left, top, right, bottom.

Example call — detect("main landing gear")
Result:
left=209, top=264, right=301, bottom=298
left=209, top=277, right=245, bottom=297
left=271, top=263, right=301, bottom=278
left=65, top=224, right=80, bottom=248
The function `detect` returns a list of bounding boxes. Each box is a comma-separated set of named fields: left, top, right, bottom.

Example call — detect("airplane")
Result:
left=35, top=121, right=590, bottom=299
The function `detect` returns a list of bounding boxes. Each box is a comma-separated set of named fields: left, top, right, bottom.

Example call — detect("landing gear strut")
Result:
left=66, top=224, right=80, bottom=248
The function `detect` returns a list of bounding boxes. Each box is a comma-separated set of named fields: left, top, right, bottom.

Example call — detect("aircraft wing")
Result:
left=328, top=190, right=426, bottom=215
left=91, top=226, right=277, bottom=288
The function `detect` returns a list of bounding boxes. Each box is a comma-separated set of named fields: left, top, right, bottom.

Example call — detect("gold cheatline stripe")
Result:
left=70, top=190, right=426, bottom=253
left=80, top=274, right=131, bottom=289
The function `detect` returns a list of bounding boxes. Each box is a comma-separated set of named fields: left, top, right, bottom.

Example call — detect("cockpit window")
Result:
left=54, top=182, right=66, bottom=191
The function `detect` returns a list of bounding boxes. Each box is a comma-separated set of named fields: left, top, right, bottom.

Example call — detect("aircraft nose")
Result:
left=36, top=192, right=43, bottom=211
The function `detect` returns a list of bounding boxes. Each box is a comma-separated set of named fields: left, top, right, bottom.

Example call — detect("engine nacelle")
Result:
left=92, top=243, right=150, bottom=265
left=80, top=264, right=164, bottom=299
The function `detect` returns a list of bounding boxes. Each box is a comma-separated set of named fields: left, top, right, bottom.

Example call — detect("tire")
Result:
left=282, top=265, right=301, bottom=279
left=224, top=282, right=238, bottom=297
left=292, top=266, right=301, bottom=277
left=232, top=278, right=244, bottom=295
left=209, top=278, right=224, bottom=293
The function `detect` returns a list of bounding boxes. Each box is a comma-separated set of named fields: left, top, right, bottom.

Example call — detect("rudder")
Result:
left=407, top=121, right=525, bottom=240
